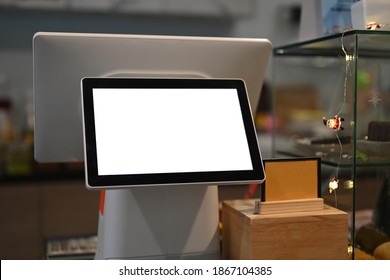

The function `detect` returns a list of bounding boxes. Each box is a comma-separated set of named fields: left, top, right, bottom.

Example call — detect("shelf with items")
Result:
left=273, top=30, right=390, bottom=260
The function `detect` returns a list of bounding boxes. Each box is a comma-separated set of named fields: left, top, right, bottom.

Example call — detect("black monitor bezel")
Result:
left=82, top=78, right=265, bottom=189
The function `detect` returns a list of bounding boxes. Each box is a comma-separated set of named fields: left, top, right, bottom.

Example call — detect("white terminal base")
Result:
left=94, top=185, right=220, bottom=259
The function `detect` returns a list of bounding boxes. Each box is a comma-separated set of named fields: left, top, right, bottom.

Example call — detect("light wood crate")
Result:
left=222, top=199, right=349, bottom=260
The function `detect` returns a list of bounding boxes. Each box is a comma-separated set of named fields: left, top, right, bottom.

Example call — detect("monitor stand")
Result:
left=94, top=185, right=220, bottom=259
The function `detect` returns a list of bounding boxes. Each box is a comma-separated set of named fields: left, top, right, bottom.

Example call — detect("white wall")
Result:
left=233, top=0, right=302, bottom=82
left=233, top=0, right=301, bottom=45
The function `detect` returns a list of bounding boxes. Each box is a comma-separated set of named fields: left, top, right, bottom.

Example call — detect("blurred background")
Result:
left=0, top=0, right=302, bottom=259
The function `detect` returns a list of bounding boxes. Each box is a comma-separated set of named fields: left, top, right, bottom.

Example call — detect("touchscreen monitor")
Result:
left=81, top=78, right=265, bottom=189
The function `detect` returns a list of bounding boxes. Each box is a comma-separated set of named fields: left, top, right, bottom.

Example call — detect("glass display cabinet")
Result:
left=273, top=30, right=390, bottom=260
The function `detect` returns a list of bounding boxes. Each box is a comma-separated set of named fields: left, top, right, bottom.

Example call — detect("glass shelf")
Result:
left=274, top=30, right=390, bottom=58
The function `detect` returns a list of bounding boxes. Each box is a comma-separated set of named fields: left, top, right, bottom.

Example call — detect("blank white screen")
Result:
left=92, top=88, right=253, bottom=175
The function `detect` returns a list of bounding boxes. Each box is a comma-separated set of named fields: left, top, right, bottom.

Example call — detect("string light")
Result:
left=322, top=30, right=353, bottom=207
left=323, top=24, right=387, bottom=207
left=366, top=21, right=384, bottom=30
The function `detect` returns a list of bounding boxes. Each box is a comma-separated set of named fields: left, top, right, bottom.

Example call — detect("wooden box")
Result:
left=222, top=199, right=349, bottom=260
